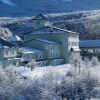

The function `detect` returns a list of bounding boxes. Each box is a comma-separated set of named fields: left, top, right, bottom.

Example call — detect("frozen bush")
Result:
left=58, top=67, right=98, bottom=100
left=90, top=57, right=100, bottom=67
left=27, top=60, right=37, bottom=71
left=70, top=53, right=83, bottom=74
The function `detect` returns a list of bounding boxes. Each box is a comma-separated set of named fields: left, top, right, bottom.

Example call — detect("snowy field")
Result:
left=16, top=62, right=100, bottom=100
left=17, top=64, right=71, bottom=80
left=17, top=64, right=100, bottom=81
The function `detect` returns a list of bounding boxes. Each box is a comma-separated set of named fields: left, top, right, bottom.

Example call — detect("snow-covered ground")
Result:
left=0, top=60, right=99, bottom=100
left=17, top=63, right=100, bottom=82
left=17, top=64, right=71, bottom=80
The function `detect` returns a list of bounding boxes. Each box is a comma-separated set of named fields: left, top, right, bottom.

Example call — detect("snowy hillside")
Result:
left=1, top=10, right=100, bottom=40
left=0, top=0, right=100, bottom=17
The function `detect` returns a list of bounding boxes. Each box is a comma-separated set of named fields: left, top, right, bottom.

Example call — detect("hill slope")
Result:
left=1, top=10, right=100, bottom=40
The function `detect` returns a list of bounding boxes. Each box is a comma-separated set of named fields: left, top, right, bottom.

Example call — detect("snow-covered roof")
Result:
left=7, top=58, right=22, bottom=60
left=21, top=47, right=44, bottom=54
left=7, top=35, right=23, bottom=42
left=36, top=39, right=57, bottom=44
left=71, top=47, right=81, bottom=51
left=29, top=26, right=77, bottom=34
left=80, top=40, right=100, bottom=48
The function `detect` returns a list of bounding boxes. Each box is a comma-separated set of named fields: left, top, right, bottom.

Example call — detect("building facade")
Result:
left=0, top=39, right=21, bottom=67
left=5, top=14, right=80, bottom=67
left=80, top=40, right=100, bottom=60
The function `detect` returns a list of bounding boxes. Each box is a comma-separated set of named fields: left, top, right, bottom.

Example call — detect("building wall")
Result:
left=21, top=53, right=33, bottom=62
left=21, top=52, right=46, bottom=63
left=3, top=47, right=18, bottom=58
left=36, top=60, right=49, bottom=67
left=22, top=38, right=62, bottom=60
left=80, top=47, right=100, bottom=60
left=22, top=32, right=69, bottom=63
left=68, top=33, right=79, bottom=51
left=9, top=41, right=21, bottom=46
left=0, top=47, right=20, bottom=67
left=4, top=59, right=20, bottom=67
left=33, top=19, right=48, bottom=30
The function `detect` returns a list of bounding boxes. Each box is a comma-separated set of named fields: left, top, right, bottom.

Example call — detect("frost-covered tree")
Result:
left=0, top=27, right=12, bottom=39
left=27, top=60, right=37, bottom=71
left=70, top=53, right=83, bottom=74
left=58, top=67, right=98, bottom=100
left=90, top=57, right=100, bottom=67
left=84, top=57, right=90, bottom=67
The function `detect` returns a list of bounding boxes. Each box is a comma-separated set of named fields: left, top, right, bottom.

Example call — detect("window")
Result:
left=33, top=54, right=34, bottom=59
left=50, top=45, right=55, bottom=49
left=40, top=54, right=42, bottom=59
left=43, top=54, right=45, bottom=58
left=36, top=21, right=41, bottom=25
left=71, top=42, right=78, bottom=46
left=50, top=45, right=53, bottom=49
left=39, top=63, right=41, bottom=66
left=93, top=49, right=96, bottom=53
left=27, top=55, right=29, bottom=59
left=68, top=42, right=70, bottom=46
left=11, top=50, right=14, bottom=54
left=51, top=53, right=53, bottom=57
left=5, top=50, right=8, bottom=55
left=56, top=53, right=58, bottom=57
left=53, top=53, right=55, bottom=57
left=14, top=61, right=17, bottom=66
left=53, top=61, right=55, bottom=65
left=35, top=54, right=37, bottom=59
left=24, top=55, right=26, bottom=57
left=53, top=45, right=55, bottom=49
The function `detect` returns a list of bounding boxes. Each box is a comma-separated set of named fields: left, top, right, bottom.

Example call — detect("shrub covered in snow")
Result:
left=0, top=55, right=100, bottom=100
left=57, top=67, right=98, bottom=100
left=90, top=57, right=100, bottom=67
left=27, top=60, right=37, bottom=71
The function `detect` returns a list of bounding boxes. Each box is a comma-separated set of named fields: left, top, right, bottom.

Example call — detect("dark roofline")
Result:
left=35, top=39, right=58, bottom=44
left=0, top=38, right=17, bottom=48
left=19, top=26, right=79, bottom=36
left=22, top=38, right=61, bottom=45
left=53, top=26, right=79, bottom=34
left=32, top=14, right=48, bottom=20
left=33, top=26, right=78, bottom=34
